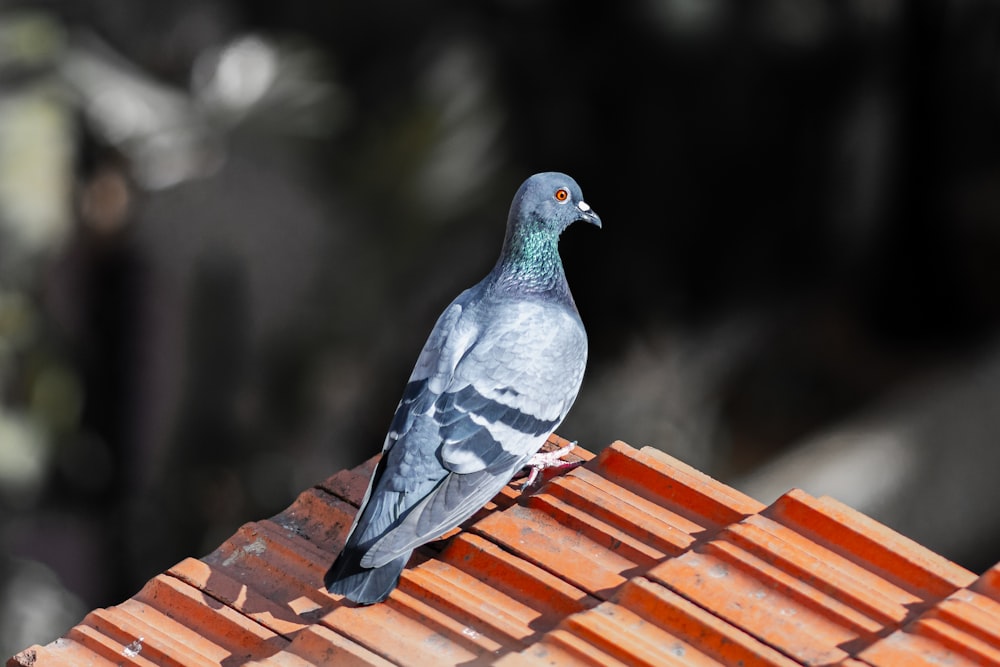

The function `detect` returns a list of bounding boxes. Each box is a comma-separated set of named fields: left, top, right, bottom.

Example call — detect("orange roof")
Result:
left=9, top=436, right=1000, bottom=666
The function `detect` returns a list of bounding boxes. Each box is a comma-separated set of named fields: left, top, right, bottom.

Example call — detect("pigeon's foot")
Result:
left=522, top=441, right=581, bottom=489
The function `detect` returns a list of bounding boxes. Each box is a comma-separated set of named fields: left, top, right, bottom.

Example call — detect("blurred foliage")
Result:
left=4, top=0, right=1000, bottom=656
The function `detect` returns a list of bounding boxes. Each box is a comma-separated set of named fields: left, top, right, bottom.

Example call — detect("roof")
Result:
left=9, top=436, right=1000, bottom=666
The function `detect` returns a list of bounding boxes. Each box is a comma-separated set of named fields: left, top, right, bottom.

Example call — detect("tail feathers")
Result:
left=324, top=474, right=428, bottom=604
left=324, top=545, right=409, bottom=605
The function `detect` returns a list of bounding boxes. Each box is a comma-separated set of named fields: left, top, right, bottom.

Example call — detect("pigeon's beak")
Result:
left=576, top=200, right=602, bottom=228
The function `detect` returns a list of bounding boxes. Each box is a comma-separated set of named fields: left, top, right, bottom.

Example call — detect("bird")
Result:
left=324, top=171, right=601, bottom=604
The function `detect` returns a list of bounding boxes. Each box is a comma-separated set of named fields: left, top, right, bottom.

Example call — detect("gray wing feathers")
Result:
left=410, top=290, right=481, bottom=396
left=361, top=451, right=524, bottom=568
left=352, top=297, right=588, bottom=572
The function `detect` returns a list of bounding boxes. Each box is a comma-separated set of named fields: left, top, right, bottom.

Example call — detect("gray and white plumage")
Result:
left=324, top=172, right=601, bottom=604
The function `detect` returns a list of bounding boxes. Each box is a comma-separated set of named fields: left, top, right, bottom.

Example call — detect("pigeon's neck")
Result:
left=492, top=223, right=569, bottom=297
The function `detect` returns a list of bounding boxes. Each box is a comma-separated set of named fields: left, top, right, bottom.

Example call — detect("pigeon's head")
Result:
left=510, top=172, right=602, bottom=234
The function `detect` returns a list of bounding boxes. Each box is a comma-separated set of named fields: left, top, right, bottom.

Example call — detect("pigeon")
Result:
left=324, top=172, right=601, bottom=604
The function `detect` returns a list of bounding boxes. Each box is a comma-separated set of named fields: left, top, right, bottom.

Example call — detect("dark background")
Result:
left=4, top=0, right=1000, bottom=654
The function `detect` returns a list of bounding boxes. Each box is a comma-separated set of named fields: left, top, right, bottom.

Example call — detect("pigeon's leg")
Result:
left=523, top=441, right=579, bottom=489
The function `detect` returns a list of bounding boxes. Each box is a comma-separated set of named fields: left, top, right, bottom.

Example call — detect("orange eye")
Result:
left=554, top=188, right=569, bottom=202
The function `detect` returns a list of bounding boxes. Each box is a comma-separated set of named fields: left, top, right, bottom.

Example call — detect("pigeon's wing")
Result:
left=441, top=300, right=588, bottom=469
left=360, top=453, right=521, bottom=568
left=339, top=291, right=479, bottom=543
left=361, top=300, right=588, bottom=568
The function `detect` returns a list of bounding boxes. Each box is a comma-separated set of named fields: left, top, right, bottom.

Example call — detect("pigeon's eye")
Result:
left=554, top=188, right=570, bottom=202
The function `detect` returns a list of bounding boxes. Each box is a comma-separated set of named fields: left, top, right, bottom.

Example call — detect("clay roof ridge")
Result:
left=9, top=435, right=1000, bottom=667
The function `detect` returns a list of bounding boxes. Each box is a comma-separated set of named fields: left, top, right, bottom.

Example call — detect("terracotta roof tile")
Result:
left=9, top=436, right=1000, bottom=666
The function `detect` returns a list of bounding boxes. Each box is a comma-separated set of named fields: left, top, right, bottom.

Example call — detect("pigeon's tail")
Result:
left=324, top=544, right=409, bottom=605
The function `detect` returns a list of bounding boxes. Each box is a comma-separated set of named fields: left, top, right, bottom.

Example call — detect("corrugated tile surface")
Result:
left=9, top=437, right=1000, bottom=667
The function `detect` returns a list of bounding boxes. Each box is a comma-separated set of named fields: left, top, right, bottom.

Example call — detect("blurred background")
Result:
left=4, top=0, right=1000, bottom=655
